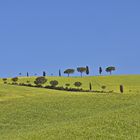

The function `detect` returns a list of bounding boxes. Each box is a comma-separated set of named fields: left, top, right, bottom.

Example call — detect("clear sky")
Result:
left=0, top=0, right=140, bottom=77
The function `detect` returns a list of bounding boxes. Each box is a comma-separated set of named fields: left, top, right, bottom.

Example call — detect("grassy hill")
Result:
left=0, top=75, right=140, bottom=140
left=2, top=75, right=140, bottom=92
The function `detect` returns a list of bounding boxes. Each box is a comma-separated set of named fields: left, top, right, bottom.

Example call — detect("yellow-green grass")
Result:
left=0, top=75, right=140, bottom=140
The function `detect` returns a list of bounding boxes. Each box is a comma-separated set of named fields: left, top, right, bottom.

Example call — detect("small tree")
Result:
left=11, top=77, right=18, bottom=84
left=77, top=67, right=87, bottom=77
left=2, top=78, right=7, bottom=84
left=106, top=66, right=116, bottom=75
left=34, top=77, right=47, bottom=86
left=74, top=82, right=82, bottom=88
left=99, top=67, right=103, bottom=75
left=50, top=80, right=59, bottom=87
left=64, top=69, right=75, bottom=77
left=86, top=66, right=89, bottom=75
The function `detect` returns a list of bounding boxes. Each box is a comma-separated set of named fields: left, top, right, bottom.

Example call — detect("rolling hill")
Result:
left=0, top=75, right=140, bottom=140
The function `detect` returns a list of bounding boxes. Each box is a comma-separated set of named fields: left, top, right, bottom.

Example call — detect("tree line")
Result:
left=62, top=66, right=116, bottom=77
left=2, top=66, right=124, bottom=94
left=18, top=66, right=116, bottom=77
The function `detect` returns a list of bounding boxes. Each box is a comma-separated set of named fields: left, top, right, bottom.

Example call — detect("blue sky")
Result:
left=0, top=0, right=140, bottom=77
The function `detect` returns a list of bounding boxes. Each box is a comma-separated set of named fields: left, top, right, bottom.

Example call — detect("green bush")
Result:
left=11, top=77, right=18, bottom=84
left=34, top=77, right=47, bottom=86
left=2, top=78, right=7, bottom=84
left=50, top=80, right=59, bottom=87
left=101, top=85, right=106, bottom=90
left=65, top=83, right=70, bottom=87
left=74, top=82, right=82, bottom=88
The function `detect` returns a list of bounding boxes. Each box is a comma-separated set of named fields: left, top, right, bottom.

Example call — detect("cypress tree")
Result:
left=120, top=85, right=124, bottom=93
left=59, top=69, right=61, bottom=77
left=89, top=82, right=92, bottom=91
left=86, top=66, right=89, bottom=75
left=43, top=71, right=46, bottom=77
left=99, top=67, right=103, bottom=75
left=27, top=72, right=29, bottom=77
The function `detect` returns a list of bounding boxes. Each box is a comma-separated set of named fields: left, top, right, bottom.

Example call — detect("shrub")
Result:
left=26, top=80, right=30, bottom=83
left=2, top=78, right=7, bottom=84
left=50, top=80, right=59, bottom=87
left=74, top=82, right=82, bottom=88
left=65, top=83, right=70, bottom=87
left=11, top=77, right=18, bottom=84
left=34, top=77, right=47, bottom=86
left=101, top=85, right=106, bottom=90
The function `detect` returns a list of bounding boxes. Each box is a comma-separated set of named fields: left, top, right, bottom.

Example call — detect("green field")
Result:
left=0, top=75, right=140, bottom=140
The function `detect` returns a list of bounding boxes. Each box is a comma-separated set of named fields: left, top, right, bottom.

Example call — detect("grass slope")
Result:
left=0, top=75, right=140, bottom=140
left=5, top=75, right=140, bottom=92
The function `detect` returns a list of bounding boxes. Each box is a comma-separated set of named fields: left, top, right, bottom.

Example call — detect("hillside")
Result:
left=2, top=75, right=140, bottom=93
left=0, top=75, right=140, bottom=140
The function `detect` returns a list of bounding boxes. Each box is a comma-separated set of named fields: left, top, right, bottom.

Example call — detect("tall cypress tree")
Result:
left=89, top=82, right=92, bottom=91
left=59, top=69, right=61, bottom=77
left=27, top=72, right=29, bottom=77
left=43, top=71, right=46, bottom=77
left=99, top=67, right=103, bottom=75
left=86, top=66, right=89, bottom=75
left=120, top=85, right=124, bottom=93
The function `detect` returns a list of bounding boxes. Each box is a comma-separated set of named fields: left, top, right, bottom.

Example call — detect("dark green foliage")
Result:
left=44, top=86, right=83, bottom=92
left=50, top=80, right=59, bottom=87
left=64, top=69, right=75, bottom=77
left=99, top=67, right=103, bottom=75
left=11, top=77, right=18, bottom=83
left=77, top=67, right=87, bottom=77
left=34, top=77, right=47, bottom=86
left=74, top=82, right=82, bottom=88
left=106, top=66, right=116, bottom=75
left=19, top=83, right=33, bottom=87
left=86, top=66, right=89, bottom=75
left=13, top=81, right=116, bottom=93
left=120, top=85, right=124, bottom=93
